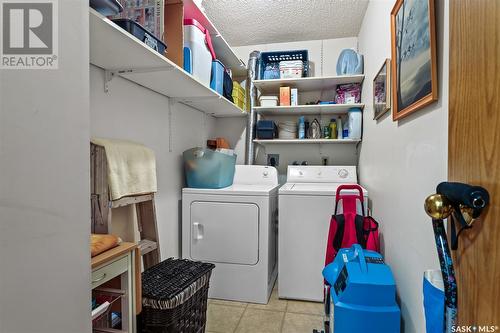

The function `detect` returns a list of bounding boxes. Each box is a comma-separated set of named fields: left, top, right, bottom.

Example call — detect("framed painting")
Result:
left=391, top=0, right=438, bottom=120
left=373, top=59, right=391, bottom=120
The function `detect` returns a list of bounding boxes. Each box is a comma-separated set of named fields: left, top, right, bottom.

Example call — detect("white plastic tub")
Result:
left=259, top=96, right=279, bottom=107
left=184, top=19, right=216, bottom=87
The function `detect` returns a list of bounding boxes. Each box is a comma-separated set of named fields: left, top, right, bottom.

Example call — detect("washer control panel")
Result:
left=287, top=166, right=358, bottom=183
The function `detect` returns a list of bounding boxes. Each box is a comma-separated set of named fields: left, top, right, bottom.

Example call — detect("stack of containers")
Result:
left=232, top=82, right=246, bottom=110
left=183, top=19, right=216, bottom=87
left=279, top=121, right=297, bottom=139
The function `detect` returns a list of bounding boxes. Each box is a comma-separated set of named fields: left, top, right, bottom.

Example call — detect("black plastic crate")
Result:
left=90, top=0, right=123, bottom=16
left=259, top=50, right=309, bottom=80
left=112, top=19, right=166, bottom=56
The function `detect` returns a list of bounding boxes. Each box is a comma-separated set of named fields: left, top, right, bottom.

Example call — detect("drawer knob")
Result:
left=92, top=273, right=107, bottom=284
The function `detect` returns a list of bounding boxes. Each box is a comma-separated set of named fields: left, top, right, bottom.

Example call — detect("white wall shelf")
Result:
left=254, top=75, right=365, bottom=94
left=255, top=103, right=364, bottom=116
left=253, top=139, right=361, bottom=144
left=183, top=0, right=247, bottom=77
left=89, top=8, right=246, bottom=118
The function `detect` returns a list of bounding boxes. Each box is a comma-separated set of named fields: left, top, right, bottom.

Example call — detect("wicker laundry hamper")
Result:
left=139, top=258, right=215, bottom=333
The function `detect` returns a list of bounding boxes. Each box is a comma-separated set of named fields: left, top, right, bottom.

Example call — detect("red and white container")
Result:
left=184, top=18, right=216, bottom=87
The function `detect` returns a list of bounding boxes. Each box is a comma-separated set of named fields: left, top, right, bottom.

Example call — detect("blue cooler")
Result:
left=323, top=244, right=400, bottom=333
left=183, top=148, right=236, bottom=189
left=210, top=60, right=225, bottom=95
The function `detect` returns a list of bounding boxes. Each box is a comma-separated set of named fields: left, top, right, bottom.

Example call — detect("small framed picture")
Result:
left=373, top=59, right=391, bottom=120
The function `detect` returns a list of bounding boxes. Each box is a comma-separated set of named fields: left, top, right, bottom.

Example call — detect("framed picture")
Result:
left=391, top=0, right=438, bottom=120
left=373, top=59, right=391, bottom=120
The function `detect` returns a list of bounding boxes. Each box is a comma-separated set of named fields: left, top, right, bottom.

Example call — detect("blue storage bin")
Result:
left=256, top=120, right=278, bottom=139
left=210, top=60, right=225, bottom=95
left=259, top=50, right=309, bottom=80
left=183, top=148, right=236, bottom=189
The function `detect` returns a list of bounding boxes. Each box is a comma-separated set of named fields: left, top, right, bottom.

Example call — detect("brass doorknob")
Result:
left=425, top=194, right=453, bottom=220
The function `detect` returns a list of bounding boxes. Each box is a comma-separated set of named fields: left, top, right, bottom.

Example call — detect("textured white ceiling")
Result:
left=202, top=0, right=370, bottom=46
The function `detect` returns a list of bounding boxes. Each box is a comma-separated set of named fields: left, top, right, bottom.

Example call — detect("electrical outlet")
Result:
left=267, top=154, right=280, bottom=167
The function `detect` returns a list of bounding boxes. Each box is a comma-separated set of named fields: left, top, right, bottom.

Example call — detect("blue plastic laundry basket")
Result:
left=183, top=148, right=236, bottom=189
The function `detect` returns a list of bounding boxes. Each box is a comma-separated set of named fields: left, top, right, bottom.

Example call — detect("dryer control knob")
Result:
left=263, top=171, right=268, bottom=177
left=338, top=169, right=349, bottom=179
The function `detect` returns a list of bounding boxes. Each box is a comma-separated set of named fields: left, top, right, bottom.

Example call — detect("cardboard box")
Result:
left=280, top=86, right=291, bottom=106
left=164, top=0, right=184, bottom=67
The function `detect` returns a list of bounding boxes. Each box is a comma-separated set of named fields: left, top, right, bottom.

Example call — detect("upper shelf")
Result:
left=254, top=75, right=365, bottom=94
left=89, top=8, right=245, bottom=118
left=183, top=0, right=247, bottom=77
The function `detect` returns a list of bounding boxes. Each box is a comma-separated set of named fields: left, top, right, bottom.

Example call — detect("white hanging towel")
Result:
left=91, top=138, right=157, bottom=200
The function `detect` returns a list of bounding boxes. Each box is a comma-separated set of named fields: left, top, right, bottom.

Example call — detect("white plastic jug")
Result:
left=348, top=107, right=362, bottom=140
left=184, top=19, right=216, bottom=87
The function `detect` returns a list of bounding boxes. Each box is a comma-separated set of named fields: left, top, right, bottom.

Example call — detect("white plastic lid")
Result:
left=259, top=95, right=278, bottom=101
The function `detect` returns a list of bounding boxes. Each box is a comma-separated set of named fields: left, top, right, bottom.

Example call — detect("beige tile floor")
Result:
left=206, top=284, right=325, bottom=333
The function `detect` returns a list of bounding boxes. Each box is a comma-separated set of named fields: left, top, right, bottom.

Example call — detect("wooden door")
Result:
left=449, top=0, right=500, bottom=324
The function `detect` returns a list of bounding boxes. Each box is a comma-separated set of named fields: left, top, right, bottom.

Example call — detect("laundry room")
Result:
left=1, top=1, right=499, bottom=333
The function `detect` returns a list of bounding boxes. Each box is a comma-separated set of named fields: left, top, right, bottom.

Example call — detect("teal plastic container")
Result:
left=183, top=148, right=236, bottom=189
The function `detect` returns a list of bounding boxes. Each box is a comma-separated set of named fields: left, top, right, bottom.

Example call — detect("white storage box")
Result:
left=184, top=18, right=216, bottom=87
left=259, top=96, right=279, bottom=107
left=279, top=60, right=304, bottom=79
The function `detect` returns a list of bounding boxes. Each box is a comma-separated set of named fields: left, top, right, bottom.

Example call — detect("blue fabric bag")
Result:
left=423, top=270, right=445, bottom=333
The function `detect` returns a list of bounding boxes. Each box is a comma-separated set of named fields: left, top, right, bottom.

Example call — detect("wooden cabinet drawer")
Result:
left=92, top=256, right=128, bottom=289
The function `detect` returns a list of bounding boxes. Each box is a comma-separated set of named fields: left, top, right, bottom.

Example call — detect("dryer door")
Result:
left=190, top=201, right=259, bottom=265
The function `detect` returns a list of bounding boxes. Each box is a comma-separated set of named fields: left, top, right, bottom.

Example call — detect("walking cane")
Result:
left=424, top=182, right=489, bottom=333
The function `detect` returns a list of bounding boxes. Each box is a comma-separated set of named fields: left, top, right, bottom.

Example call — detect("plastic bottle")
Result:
left=348, top=107, right=362, bottom=139
left=336, top=117, right=343, bottom=139
left=329, top=119, right=337, bottom=139
left=323, top=126, right=330, bottom=139
left=343, top=118, right=349, bottom=139
left=298, top=116, right=305, bottom=139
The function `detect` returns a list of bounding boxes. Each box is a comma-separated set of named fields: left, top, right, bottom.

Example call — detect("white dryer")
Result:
left=278, top=165, right=368, bottom=302
left=182, top=165, right=279, bottom=304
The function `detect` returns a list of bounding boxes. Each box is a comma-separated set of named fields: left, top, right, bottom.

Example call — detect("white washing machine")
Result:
left=182, top=165, right=279, bottom=304
left=278, top=165, right=368, bottom=302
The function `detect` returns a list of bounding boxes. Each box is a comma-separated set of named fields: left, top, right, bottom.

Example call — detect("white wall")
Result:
left=216, top=37, right=360, bottom=174
left=357, top=1, right=449, bottom=332
left=0, top=1, right=91, bottom=332
left=90, top=66, right=215, bottom=258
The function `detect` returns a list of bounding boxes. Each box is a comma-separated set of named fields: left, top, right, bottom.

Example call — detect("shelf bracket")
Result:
left=168, top=98, right=181, bottom=153
left=104, top=70, right=115, bottom=94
